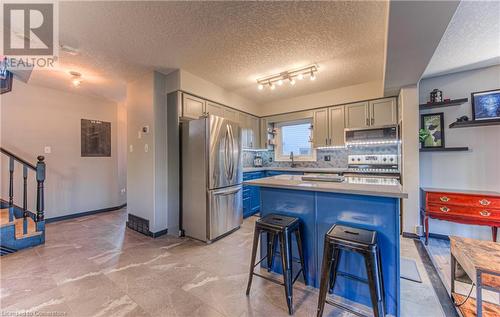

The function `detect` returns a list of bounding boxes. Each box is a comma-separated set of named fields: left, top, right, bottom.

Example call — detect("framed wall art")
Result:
left=81, top=119, right=111, bottom=157
left=421, top=112, right=445, bottom=149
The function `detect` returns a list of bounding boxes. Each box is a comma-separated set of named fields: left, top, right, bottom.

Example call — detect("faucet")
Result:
left=290, top=151, right=297, bottom=168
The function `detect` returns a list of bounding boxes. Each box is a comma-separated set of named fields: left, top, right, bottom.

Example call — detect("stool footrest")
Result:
left=252, top=272, right=285, bottom=286
left=337, top=271, right=369, bottom=284
left=325, top=298, right=369, bottom=317
left=292, top=269, right=304, bottom=284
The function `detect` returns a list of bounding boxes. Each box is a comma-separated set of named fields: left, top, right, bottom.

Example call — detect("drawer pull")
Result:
left=440, top=206, right=450, bottom=213
left=440, top=196, right=450, bottom=202
left=479, top=199, right=491, bottom=206
left=480, top=210, right=491, bottom=217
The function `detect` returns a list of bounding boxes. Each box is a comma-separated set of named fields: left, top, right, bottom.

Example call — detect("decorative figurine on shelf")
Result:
left=429, top=89, right=443, bottom=103
left=456, top=115, right=469, bottom=123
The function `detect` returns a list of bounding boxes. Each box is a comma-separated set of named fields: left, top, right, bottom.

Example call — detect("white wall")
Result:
left=258, top=80, right=383, bottom=116
left=419, top=65, right=500, bottom=240
left=126, top=71, right=169, bottom=233
left=0, top=79, right=126, bottom=219
left=399, top=85, right=420, bottom=234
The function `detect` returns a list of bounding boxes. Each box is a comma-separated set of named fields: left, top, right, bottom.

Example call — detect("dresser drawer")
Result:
left=427, top=192, right=500, bottom=209
left=428, top=203, right=500, bottom=220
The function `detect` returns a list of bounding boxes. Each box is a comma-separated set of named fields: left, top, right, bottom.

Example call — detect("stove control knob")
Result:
left=390, top=158, right=394, bottom=162
left=357, top=158, right=361, bottom=161
left=383, top=158, right=387, bottom=162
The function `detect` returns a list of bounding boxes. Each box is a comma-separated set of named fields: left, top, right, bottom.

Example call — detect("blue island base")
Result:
left=258, top=187, right=400, bottom=317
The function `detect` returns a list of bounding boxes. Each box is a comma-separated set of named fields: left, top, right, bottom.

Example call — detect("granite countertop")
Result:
left=243, top=167, right=347, bottom=173
left=244, top=175, right=408, bottom=199
left=421, top=187, right=500, bottom=197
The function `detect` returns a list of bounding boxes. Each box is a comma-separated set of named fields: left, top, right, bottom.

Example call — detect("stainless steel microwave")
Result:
left=345, top=125, right=399, bottom=144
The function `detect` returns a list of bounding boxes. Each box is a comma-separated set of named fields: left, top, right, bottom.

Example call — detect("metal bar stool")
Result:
left=317, top=224, right=385, bottom=317
left=246, top=214, right=307, bottom=315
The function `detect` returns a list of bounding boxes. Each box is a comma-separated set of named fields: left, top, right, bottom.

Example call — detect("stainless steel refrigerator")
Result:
left=181, top=115, right=243, bottom=242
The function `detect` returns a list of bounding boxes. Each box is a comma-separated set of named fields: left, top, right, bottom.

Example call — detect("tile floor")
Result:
left=1, top=209, right=446, bottom=316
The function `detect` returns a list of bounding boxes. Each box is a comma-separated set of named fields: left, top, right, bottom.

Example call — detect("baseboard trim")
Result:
left=429, top=232, right=450, bottom=241
left=150, top=228, right=168, bottom=238
left=46, top=204, right=127, bottom=223
left=402, top=232, right=419, bottom=239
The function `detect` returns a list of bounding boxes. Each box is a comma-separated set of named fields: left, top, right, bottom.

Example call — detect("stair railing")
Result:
left=1, top=148, right=45, bottom=232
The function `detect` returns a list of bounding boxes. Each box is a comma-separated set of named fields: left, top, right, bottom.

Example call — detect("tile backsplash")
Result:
left=242, top=145, right=398, bottom=169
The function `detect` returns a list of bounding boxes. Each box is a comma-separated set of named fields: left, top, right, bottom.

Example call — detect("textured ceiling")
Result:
left=28, top=1, right=387, bottom=103
left=423, top=1, right=500, bottom=78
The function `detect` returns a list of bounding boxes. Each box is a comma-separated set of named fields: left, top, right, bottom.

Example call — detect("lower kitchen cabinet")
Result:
left=243, top=170, right=304, bottom=218
left=243, top=171, right=266, bottom=218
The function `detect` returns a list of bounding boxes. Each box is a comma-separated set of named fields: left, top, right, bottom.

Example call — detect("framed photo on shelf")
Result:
left=421, top=112, right=445, bottom=149
left=471, top=88, right=500, bottom=120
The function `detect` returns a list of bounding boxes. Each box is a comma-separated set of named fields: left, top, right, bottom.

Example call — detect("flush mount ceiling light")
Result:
left=256, top=64, right=318, bottom=91
left=69, top=71, right=82, bottom=87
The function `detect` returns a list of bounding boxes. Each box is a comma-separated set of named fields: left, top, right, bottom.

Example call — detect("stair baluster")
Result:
left=23, top=165, right=28, bottom=234
left=8, top=157, right=14, bottom=222
left=36, top=156, right=45, bottom=222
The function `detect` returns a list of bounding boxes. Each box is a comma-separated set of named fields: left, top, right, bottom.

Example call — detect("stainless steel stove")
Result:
left=346, top=154, right=400, bottom=178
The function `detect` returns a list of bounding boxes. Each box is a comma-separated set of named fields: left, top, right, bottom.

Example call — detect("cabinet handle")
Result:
left=366, top=118, right=370, bottom=126
left=480, top=210, right=491, bottom=217
left=371, top=118, right=375, bottom=125
left=325, top=138, right=328, bottom=145
left=479, top=199, right=491, bottom=206
left=440, top=196, right=450, bottom=202
left=440, top=206, right=450, bottom=213
left=329, top=138, right=332, bottom=145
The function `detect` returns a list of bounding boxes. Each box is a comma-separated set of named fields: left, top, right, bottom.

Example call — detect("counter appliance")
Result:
left=182, top=115, right=243, bottom=242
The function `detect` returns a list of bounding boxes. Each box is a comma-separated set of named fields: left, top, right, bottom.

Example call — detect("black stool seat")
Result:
left=257, top=214, right=300, bottom=231
left=317, top=224, right=385, bottom=317
left=246, top=213, right=306, bottom=315
left=327, top=225, right=377, bottom=250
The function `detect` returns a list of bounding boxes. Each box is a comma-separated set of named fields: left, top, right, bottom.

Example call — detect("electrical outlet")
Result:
left=324, top=155, right=331, bottom=161
left=44, top=146, right=51, bottom=154
left=129, top=145, right=133, bottom=152
left=120, top=188, right=126, bottom=194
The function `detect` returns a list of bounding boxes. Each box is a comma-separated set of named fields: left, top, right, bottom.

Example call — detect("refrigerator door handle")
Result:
left=228, top=124, right=235, bottom=180
left=212, top=186, right=242, bottom=196
left=224, top=125, right=232, bottom=181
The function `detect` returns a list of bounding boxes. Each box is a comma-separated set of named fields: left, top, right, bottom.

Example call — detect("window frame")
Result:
left=274, top=118, right=316, bottom=162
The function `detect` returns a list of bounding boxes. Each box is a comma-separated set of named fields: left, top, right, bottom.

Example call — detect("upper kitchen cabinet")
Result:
left=345, top=102, right=370, bottom=129
left=205, top=101, right=225, bottom=117
left=344, top=98, right=397, bottom=129
left=369, top=98, right=397, bottom=127
left=238, top=112, right=260, bottom=149
left=312, top=106, right=345, bottom=147
left=182, top=93, right=205, bottom=120
left=313, top=108, right=329, bottom=147
left=328, top=106, right=345, bottom=146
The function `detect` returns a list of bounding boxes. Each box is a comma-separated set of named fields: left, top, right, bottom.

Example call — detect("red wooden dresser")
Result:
left=421, top=188, right=500, bottom=245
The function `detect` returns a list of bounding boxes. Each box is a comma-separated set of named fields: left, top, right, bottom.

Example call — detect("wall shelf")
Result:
left=420, top=147, right=469, bottom=152
left=449, top=118, right=500, bottom=129
left=419, top=98, right=468, bottom=110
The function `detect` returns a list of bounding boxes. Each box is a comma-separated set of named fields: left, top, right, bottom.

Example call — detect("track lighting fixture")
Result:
left=256, top=64, right=318, bottom=90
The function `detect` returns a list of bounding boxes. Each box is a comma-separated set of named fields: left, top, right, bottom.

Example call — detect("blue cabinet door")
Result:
left=243, top=171, right=266, bottom=218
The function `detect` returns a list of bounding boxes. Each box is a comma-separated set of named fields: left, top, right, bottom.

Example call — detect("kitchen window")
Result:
left=275, top=119, right=316, bottom=161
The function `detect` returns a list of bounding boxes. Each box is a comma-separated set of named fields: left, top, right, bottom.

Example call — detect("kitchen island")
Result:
left=244, top=175, right=407, bottom=316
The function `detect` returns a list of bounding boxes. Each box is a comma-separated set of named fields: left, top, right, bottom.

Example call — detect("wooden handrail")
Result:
left=1, top=147, right=45, bottom=223
left=0, top=147, right=36, bottom=170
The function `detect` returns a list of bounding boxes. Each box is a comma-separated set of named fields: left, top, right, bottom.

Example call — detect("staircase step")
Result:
left=0, top=208, right=13, bottom=226
left=14, top=217, right=41, bottom=239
